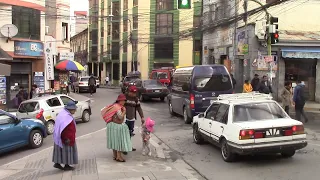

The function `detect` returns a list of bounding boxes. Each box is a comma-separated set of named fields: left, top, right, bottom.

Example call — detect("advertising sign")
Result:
left=14, top=41, right=44, bottom=57
left=0, top=76, right=6, bottom=105
left=44, top=41, right=54, bottom=80
left=59, top=52, right=75, bottom=61
left=237, top=31, right=248, bottom=55
left=33, top=72, right=45, bottom=93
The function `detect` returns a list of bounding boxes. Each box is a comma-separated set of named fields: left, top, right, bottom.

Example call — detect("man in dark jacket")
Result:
left=293, top=81, right=309, bottom=123
left=124, top=85, right=144, bottom=153
left=259, top=75, right=273, bottom=94
left=251, top=74, right=260, bottom=91
left=88, top=74, right=96, bottom=96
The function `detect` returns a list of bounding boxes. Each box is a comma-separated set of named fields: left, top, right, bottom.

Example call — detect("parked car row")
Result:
left=0, top=94, right=92, bottom=155
left=166, top=65, right=307, bottom=162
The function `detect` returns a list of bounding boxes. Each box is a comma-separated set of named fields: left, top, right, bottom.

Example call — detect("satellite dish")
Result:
left=0, top=24, right=18, bottom=39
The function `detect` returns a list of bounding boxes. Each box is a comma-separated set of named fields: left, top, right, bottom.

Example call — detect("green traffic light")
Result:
left=182, top=0, right=188, bottom=6
left=178, top=0, right=191, bottom=9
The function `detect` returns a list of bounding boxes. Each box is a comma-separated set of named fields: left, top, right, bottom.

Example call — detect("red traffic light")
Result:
left=274, top=33, right=279, bottom=39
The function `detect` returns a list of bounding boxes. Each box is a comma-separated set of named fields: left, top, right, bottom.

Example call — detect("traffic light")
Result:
left=178, top=0, right=191, bottom=9
left=269, top=17, right=279, bottom=44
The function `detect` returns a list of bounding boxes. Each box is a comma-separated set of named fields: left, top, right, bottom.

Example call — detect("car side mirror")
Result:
left=198, top=113, right=204, bottom=118
left=13, top=117, right=20, bottom=124
left=74, top=101, right=78, bottom=104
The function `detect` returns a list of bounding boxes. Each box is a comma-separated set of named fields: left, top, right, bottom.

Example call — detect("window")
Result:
left=0, top=114, right=13, bottom=125
left=62, top=23, right=68, bottom=40
left=123, top=41, right=128, bottom=53
left=47, top=97, right=62, bottom=107
left=18, top=102, right=39, bottom=113
left=205, top=103, right=220, bottom=120
left=215, top=104, right=229, bottom=123
left=157, top=0, right=173, bottom=10
left=112, top=42, right=120, bottom=60
left=12, top=6, right=41, bottom=40
left=193, top=16, right=201, bottom=28
left=123, top=0, right=128, bottom=10
left=133, top=0, right=138, bottom=6
left=132, top=41, right=137, bottom=52
left=156, top=14, right=173, bottom=35
left=91, top=29, right=98, bottom=44
left=123, top=20, right=128, bottom=32
left=112, top=22, right=120, bottom=39
left=60, top=96, right=74, bottom=105
left=101, top=28, right=104, bottom=37
left=154, top=37, right=173, bottom=59
left=133, top=16, right=138, bottom=29
left=194, top=40, right=202, bottom=51
left=233, top=102, right=287, bottom=122
left=107, top=25, right=111, bottom=36
left=112, top=2, right=120, bottom=20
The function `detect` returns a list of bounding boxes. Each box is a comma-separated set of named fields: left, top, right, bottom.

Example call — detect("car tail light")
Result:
left=190, top=94, right=195, bottom=109
left=36, top=108, right=44, bottom=119
left=147, top=89, right=152, bottom=93
left=284, top=129, right=293, bottom=136
left=79, top=82, right=84, bottom=85
left=254, top=132, right=264, bottom=139
left=292, top=125, right=304, bottom=135
left=239, top=129, right=255, bottom=140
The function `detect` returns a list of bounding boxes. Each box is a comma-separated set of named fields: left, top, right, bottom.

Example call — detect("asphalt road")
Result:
left=1, top=88, right=320, bottom=180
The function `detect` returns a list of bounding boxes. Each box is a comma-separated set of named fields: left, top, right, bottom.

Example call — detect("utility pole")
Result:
left=128, top=18, right=136, bottom=72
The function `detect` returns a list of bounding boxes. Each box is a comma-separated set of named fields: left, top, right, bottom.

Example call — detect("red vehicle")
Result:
left=150, top=67, right=174, bottom=86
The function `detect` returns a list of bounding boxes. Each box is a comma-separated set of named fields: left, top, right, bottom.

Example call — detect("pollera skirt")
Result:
left=52, top=143, right=79, bottom=165
left=106, top=122, right=132, bottom=152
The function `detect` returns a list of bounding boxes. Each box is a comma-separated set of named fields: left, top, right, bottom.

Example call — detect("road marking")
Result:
left=2, top=127, right=107, bottom=167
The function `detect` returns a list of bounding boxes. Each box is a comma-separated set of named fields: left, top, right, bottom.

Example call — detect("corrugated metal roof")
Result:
left=279, top=30, right=320, bottom=41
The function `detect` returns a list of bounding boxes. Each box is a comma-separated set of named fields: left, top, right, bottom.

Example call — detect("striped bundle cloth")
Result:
left=101, top=103, right=122, bottom=123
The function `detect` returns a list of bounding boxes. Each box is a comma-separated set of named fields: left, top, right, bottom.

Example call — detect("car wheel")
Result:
left=221, top=138, right=236, bottom=162
left=29, top=130, right=43, bottom=149
left=193, top=124, right=204, bottom=144
left=281, top=150, right=296, bottom=158
left=168, top=101, right=175, bottom=115
left=160, top=97, right=165, bottom=101
left=183, top=107, right=192, bottom=124
left=46, top=120, right=55, bottom=135
left=82, top=110, right=90, bottom=123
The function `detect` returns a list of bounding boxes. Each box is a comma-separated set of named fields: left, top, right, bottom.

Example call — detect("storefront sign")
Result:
left=237, top=31, right=248, bottom=55
left=14, top=41, right=44, bottom=57
left=59, top=52, right=75, bottom=61
left=44, top=41, right=54, bottom=80
left=0, top=76, right=6, bottom=105
left=282, top=51, right=320, bottom=59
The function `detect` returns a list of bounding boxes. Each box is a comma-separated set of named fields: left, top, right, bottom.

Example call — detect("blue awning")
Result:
left=281, top=48, right=320, bottom=59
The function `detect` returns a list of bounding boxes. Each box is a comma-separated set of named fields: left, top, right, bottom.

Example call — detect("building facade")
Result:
left=0, top=0, right=46, bottom=109
left=88, top=0, right=202, bottom=84
left=70, top=28, right=89, bottom=76
left=202, top=0, right=320, bottom=102
left=70, top=11, right=88, bottom=37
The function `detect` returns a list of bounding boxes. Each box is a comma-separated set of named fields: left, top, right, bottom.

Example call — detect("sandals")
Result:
left=116, top=159, right=126, bottom=162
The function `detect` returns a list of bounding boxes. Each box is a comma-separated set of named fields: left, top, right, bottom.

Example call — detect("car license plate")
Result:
left=154, top=90, right=160, bottom=93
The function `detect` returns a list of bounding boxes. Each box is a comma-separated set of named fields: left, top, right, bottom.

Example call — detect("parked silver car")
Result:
left=73, top=76, right=98, bottom=93
left=16, top=95, right=92, bottom=135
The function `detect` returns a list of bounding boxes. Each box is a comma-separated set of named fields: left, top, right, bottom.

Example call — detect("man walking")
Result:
left=105, top=76, right=109, bottom=86
left=293, top=81, right=309, bottom=123
left=88, top=74, right=96, bottom=96
left=251, top=74, right=260, bottom=92
left=124, top=85, right=144, bottom=154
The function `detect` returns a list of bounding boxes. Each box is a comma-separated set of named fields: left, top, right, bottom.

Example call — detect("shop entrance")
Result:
left=284, top=59, right=317, bottom=101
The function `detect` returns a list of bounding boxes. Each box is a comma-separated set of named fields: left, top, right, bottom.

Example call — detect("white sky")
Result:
left=70, top=0, right=89, bottom=11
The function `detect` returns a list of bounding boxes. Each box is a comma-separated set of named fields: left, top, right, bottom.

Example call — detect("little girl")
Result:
left=141, top=118, right=155, bottom=156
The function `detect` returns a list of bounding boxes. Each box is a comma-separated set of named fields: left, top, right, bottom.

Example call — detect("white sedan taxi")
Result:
left=192, top=92, right=307, bottom=162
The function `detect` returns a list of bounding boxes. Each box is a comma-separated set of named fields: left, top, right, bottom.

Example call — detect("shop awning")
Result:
left=0, top=48, right=13, bottom=61
left=281, top=48, right=320, bottom=59
left=0, top=63, right=11, bottom=76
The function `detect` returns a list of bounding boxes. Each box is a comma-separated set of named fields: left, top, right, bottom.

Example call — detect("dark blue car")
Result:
left=0, top=110, right=47, bottom=154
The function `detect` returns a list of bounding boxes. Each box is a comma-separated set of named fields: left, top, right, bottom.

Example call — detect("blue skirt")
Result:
left=52, top=143, right=78, bottom=165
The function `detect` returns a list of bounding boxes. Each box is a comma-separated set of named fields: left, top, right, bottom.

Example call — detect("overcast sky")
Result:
left=70, top=0, right=88, bottom=11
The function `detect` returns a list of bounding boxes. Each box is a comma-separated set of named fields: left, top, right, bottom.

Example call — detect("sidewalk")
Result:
left=0, top=128, right=204, bottom=180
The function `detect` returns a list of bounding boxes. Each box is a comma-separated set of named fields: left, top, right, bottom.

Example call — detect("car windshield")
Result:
left=157, top=72, right=168, bottom=79
left=18, top=102, right=39, bottom=113
left=125, top=76, right=139, bottom=82
left=80, top=78, right=89, bottom=81
left=233, top=102, right=287, bottom=122
left=144, top=80, right=162, bottom=87
left=193, top=66, right=232, bottom=92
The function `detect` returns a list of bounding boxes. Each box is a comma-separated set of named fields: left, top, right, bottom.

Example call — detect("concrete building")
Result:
left=88, top=0, right=202, bottom=84
left=0, top=0, right=46, bottom=109
left=70, top=28, right=89, bottom=76
left=70, top=11, right=88, bottom=37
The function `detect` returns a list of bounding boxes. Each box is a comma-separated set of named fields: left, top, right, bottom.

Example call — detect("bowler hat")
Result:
left=117, top=94, right=127, bottom=101
left=65, top=101, right=77, bottom=110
